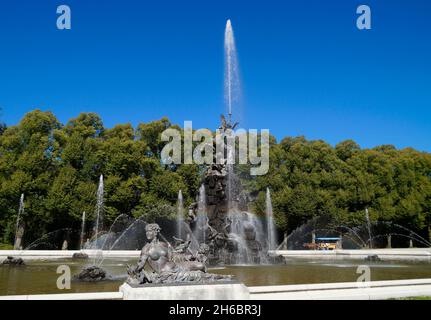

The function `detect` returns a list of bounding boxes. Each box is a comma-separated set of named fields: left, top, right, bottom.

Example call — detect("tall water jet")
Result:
left=224, top=19, right=241, bottom=210
left=365, top=208, right=373, bottom=248
left=266, top=188, right=277, bottom=250
left=80, top=211, right=86, bottom=249
left=94, top=175, right=104, bottom=249
left=14, top=194, right=25, bottom=250
left=177, top=190, right=184, bottom=239
left=185, top=20, right=268, bottom=265
left=224, top=19, right=240, bottom=123
left=193, top=185, right=208, bottom=243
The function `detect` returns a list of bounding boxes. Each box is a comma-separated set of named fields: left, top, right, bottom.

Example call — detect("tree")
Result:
left=1, top=110, right=431, bottom=247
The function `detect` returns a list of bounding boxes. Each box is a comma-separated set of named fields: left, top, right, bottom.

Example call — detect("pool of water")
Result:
left=1, top=258, right=431, bottom=295
left=217, top=259, right=431, bottom=286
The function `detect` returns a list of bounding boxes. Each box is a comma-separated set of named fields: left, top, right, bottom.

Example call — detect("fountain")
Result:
left=75, top=175, right=109, bottom=281
left=180, top=20, right=276, bottom=266
left=80, top=211, right=86, bottom=249
left=74, top=212, right=90, bottom=259
left=266, top=188, right=277, bottom=250
left=94, top=175, right=104, bottom=249
left=283, top=214, right=431, bottom=251
left=224, top=19, right=239, bottom=124
left=3, top=19, right=431, bottom=301
left=365, top=208, right=373, bottom=248
left=176, top=190, right=184, bottom=238
left=192, top=185, right=208, bottom=244
left=14, top=194, right=25, bottom=250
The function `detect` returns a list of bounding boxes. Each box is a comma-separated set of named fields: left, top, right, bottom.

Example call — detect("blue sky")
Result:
left=0, top=0, right=430, bottom=151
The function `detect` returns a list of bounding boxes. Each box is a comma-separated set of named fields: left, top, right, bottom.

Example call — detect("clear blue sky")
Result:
left=0, top=0, right=430, bottom=151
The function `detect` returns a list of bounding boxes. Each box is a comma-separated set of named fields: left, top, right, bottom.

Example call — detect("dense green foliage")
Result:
left=0, top=111, right=199, bottom=245
left=0, top=110, right=430, bottom=246
left=251, top=137, right=431, bottom=242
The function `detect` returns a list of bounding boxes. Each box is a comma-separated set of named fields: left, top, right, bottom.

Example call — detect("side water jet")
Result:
left=193, top=185, right=208, bottom=243
left=365, top=208, right=373, bottom=248
left=94, top=175, right=104, bottom=250
left=266, top=188, right=277, bottom=250
left=177, top=190, right=184, bottom=239
left=76, top=175, right=109, bottom=282
left=80, top=211, right=86, bottom=250
left=14, top=194, right=25, bottom=250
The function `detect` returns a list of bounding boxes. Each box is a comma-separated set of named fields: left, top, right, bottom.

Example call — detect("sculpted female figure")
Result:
left=127, top=223, right=231, bottom=285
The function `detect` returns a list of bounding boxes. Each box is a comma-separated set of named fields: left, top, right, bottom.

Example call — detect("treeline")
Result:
left=251, top=137, right=431, bottom=242
left=0, top=110, right=430, bottom=246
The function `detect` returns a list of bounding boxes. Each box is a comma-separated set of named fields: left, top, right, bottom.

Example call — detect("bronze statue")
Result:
left=126, top=223, right=232, bottom=285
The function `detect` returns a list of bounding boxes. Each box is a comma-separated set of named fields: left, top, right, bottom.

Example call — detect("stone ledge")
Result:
left=119, top=282, right=250, bottom=300
left=273, top=248, right=431, bottom=262
left=248, top=278, right=431, bottom=293
left=250, top=284, right=431, bottom=300
left=0, top=292, right=124, bottom=300
left=0, top=250, right=141, bottom=260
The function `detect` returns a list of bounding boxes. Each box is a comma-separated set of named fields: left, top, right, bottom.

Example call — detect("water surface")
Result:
left=1, top=258, right=430, bottom=295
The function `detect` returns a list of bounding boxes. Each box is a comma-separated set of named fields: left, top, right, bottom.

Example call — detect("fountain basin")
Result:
left=1, top=257, right=431, bottom=296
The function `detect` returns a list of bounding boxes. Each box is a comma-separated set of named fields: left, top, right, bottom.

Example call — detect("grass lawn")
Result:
left=392, top=296, right=431, bottom=300
left=0, top=244, right=13, bottom=250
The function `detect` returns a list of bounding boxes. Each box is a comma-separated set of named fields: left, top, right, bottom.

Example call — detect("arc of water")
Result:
left=391, top=223, right=431, bottom=247
left=309, top=228, right=364, bottom=249
left=107, top=219, right=147, bottom=251
left=24, top=228, right=75, bottom=250
left=97, top=217, right=148, bottom=267
left=25, top=242, right=56, bottom=250
left=338, top=225, right=367, bottom=247
left=93, top=213, right=130, bottom=265
left=368, top=221, right=431, bottom=247
left=370, top=233, right=431, bottom=248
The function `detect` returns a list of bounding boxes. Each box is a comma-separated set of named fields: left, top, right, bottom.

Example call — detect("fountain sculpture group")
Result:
left=179, top=116, right=269, bottom=266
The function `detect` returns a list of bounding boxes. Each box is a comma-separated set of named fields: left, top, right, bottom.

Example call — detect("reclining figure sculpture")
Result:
left=126, top=223, right=232, bottom=285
